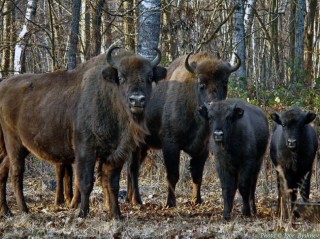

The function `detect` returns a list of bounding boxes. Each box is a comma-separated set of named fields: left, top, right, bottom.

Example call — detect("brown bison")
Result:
left=0, top=46, right=166, bottom=219
left=126, top=51, right=241, bottom=207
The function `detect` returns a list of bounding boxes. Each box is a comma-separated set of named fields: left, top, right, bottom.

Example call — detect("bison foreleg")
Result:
left=190, top=151, right=208, bottom=205
left=126, top=147, right=147, bottom=205
left=163, top=144, right=180, bottom=208
left=101, top=163, right=123, bottom=220
left=76, top=153, right=96, bottom=218
left=55, top=164, right=65, bottom=206
left=0, top=156, right=12, bottom=216
left=7, top=143, right=29, bottom=214
left=63, top=164, right=73, bottom=205
left=300, top=171, right=311, bottom=202
left=217, top=167, right=237, bottom=220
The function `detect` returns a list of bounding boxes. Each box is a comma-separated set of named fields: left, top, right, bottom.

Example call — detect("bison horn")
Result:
left=106, top=45, right=120, bottom=67
left=229, top=53, right=241, bottom=73
left=150, top=48, right=162, bottom=68
left=185, top=52, right=196, bottom=74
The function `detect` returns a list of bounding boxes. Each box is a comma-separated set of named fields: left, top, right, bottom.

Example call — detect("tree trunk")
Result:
left=15, top=0, right=38, bottom=74
left=137, top=0, right=161, bottom=59
left=1, top=1, right=13, bottom=77
left=84, top=0, right=91, bottom=60
left=124, top=0, right=135, bottom=51
left=233, top=0, right=246, bottom=88
left=92, top=0, right=105, bottom=57
left=67, top=0, right=81, bottom=70
left=305, top=0, right=317, bottom=88
left=293, top=0, right=306, bottom=89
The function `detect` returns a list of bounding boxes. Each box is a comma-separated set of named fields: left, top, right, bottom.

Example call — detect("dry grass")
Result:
left=0, top=151, right=320, bottom=239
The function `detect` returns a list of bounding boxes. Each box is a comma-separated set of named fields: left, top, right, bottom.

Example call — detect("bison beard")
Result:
left=0, top=46, right=166, bottom=219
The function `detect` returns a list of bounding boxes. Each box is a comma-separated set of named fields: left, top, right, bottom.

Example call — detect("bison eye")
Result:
left=118, top=76, right=126, bottom=84
left=282, top=123, right=286, bottom=128
left=199, top=83, right=206, bottom=90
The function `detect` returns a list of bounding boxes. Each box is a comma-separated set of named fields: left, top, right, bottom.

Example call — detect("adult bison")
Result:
left=0, top=46, right=166, bottom=219
left=200, top=98, right=269, bottom=220
left=270, top=106, right=318, bottom=214
left=126, top=51, right=241, bottom=207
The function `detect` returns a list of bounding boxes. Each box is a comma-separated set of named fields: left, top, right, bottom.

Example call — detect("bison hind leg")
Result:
left=0, top=156, right=13, bottom=217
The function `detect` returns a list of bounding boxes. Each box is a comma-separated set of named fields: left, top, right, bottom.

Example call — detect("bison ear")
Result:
left=198, top=105, right=209, bottom=120
left=304, top=112, right=316, bottom=124
left=102, top=67, right=119, bottom=85
left=270, top=112, right=282, bottom=125
left=153, top=66, right=167, bottom=83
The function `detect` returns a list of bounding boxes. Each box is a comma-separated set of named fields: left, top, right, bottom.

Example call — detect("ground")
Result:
left=0, top=151, right=320, bottom=239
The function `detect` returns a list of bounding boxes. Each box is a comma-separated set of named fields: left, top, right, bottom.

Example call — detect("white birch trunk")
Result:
left=293, top=0, right=306, bottom=84
left=14, top=0, right=35, bottom=74
left=137, top=0, right=161, bottom=59
left=232, top=0, right=246, bottom=86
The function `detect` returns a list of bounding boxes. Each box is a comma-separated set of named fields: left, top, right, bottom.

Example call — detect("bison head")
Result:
left=185, top=52, right=241, bottom=109
left=271, top=107, right=316, bottom=150
left=201, top=100, right=244, bottom=146
left=105, top=45, right=167, bottom=122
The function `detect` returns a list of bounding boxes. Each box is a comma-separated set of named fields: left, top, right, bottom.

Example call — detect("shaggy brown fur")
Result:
left=0, top=48, right=166, bottom=219
left=127, top=51, right=241, bottom=207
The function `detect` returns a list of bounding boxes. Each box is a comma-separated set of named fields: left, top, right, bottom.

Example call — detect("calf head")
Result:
left=201, top=101, right=244, bottom=146
left=271, top=107, right=316, bottom=150
left=105, top=45, right=167, bottom=122
left=185, top=52, right=241, bottom=111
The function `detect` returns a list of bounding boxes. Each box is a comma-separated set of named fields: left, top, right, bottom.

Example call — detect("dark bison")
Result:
left=201, top=98, right=269, bottom=220
left=270, top=106, right=318, bottom=213
left=126, top=51, right=241, bottom=207
left=0, top=46, right=166, bottom=219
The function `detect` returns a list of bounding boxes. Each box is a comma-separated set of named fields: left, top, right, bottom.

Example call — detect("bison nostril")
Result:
left=129, top=95, right=146, bottom=107
left=213, top=130, right=224, bottom=142
left=287, top=138, right=297, bottom=149
left=214, top=130, right=224, bottom=136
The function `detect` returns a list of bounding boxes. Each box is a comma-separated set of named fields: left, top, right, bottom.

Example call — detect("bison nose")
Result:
left=129, top=94, right=146, bottom=107
left=287, top=138, right=297, bottom=149
left=213, top=130, right=224, bottom=142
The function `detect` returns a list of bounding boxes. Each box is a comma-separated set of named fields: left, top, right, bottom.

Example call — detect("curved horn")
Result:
left=229, top=53, right=241, bottom=73
left=150, top=48, right=162, bottom=68
left=185, top=52, right=195, bottom=74
left=106, top=45, right=120, bottom=67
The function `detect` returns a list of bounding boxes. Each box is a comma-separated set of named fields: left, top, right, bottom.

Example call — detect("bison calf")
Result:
left=202, top=98, right=269, bottom=220
left=270, top=106, right=318, bottom=214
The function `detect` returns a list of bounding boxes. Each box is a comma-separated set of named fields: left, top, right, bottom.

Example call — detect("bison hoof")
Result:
left=192, top=197, right=203, bottom=205
left=78, top=209, right=88, bottom=218
left=165, top=202, right=176, bottom=208
left=0, top=207, right=13, bottom=217
left=242, top=208, right=251, bottom=217
left=223, top=211, right=231, bottom=221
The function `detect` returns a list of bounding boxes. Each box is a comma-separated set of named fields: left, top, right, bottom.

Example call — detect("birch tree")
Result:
left=68, top=0, right=81, bottom=70
left=1, top=0, right=14, bottom=77
left=137, top=0, right=161, bottom=59
left=14, top=0, right=38, bottom=74
left=233, top=0, right=246, bottom=88
left=293, top=0, right=306, bottom=89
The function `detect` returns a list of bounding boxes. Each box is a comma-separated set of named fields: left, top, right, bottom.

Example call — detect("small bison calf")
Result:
left=201, top=98, right=269, bottom=220
left=270, top=106, right=318, bottom=213
left=200, top=99, right=269, bottom=220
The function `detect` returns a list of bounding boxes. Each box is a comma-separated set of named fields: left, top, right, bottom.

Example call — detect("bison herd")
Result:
left=0, top=46, right=318, bottom=221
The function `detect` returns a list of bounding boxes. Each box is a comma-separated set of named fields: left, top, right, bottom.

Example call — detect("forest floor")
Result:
left=0, top=151, right=320, bottom=239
